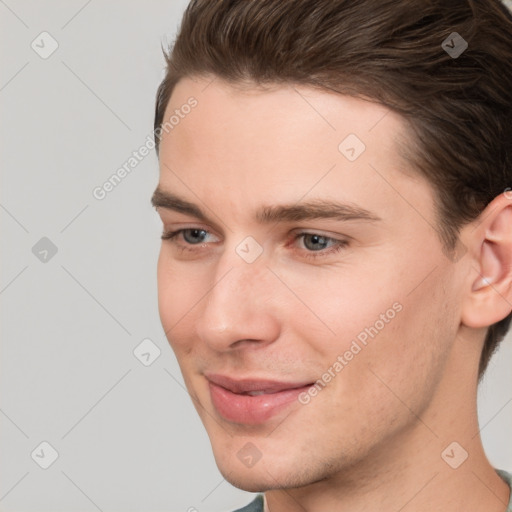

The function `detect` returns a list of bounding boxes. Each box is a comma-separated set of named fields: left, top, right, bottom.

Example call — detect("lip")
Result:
left=206, top=374, right=314, bottom=425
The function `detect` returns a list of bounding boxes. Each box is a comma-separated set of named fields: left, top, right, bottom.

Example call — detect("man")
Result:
left=150, top=1, right=512, bottom=510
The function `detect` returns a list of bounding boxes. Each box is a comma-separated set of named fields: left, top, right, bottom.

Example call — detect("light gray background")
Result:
left=1, top=1, right=511, bottom=511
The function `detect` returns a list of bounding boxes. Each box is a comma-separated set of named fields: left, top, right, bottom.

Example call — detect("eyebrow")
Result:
left=151, top=187, right=381, bottom=224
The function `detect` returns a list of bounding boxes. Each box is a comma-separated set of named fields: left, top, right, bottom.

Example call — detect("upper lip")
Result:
left=205, top=373, right=314, bottom=394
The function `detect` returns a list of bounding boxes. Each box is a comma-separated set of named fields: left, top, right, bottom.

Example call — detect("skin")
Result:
left=153, top=75, right=512, bottom=512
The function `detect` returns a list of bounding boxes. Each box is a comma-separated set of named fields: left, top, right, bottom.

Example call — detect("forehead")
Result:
left=157, top=76, right=433, bottom=226
left=162, top=76, right=407, bottom=154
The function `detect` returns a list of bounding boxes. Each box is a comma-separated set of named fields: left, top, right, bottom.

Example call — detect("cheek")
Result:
left=337, top=266, right=457, bottom=418
left=278, top=262, right=403, bottom=360
left=290, top=252, right=456, bottom=402
left=156, top=249, right=204, bottom=349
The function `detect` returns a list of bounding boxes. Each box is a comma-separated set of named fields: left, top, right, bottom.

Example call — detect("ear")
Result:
left=460, top=191, right=512, bottom=329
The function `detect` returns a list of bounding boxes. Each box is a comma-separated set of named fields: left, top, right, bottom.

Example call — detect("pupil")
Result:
left=185, top=229, right=206, bottom=244
left=306, top=234, right=327, bottom=250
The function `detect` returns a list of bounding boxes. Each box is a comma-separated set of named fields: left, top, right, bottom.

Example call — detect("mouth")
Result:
left=205, top=374, right=315, bottom=425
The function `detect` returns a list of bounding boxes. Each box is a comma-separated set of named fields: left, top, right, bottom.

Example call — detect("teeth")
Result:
left=246, top=390, right=268, bottom=396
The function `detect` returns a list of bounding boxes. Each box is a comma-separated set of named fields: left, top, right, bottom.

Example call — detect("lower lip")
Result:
left=208, top=382, right=312, bottom=425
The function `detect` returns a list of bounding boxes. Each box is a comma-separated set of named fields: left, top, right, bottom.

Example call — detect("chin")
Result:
left=212, top=449, right=328, bottom=493
left=217, top=462, right=287, bottom=492
left=223, top=472, right=271, bottom=493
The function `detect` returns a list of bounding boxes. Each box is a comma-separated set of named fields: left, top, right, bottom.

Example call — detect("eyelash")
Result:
left=160, top=228, right=349, bottom=260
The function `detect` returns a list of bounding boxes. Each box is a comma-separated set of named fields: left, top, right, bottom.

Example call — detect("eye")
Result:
left=161, top=228, right=214, bottom=244
left=293, top=232, right=349, bottom=260
left=301, top=233, right=333, bottom=251
left=161, top=227, right=349, bottom=261
left=184, top=228, right=207, bottom=244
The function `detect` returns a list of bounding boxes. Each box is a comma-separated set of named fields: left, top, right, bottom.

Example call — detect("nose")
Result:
left=195, top=250, right=281, bottom=352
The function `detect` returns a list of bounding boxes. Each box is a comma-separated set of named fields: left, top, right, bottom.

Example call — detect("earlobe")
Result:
left=461, top=197, right=512, bottom=329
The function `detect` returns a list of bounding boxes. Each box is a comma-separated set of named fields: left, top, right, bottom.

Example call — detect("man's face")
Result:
left=154, top=76, right=465, bottom=490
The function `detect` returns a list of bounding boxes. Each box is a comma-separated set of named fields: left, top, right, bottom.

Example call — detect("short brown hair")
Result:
left=154, top=0, right=512, bottom=379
